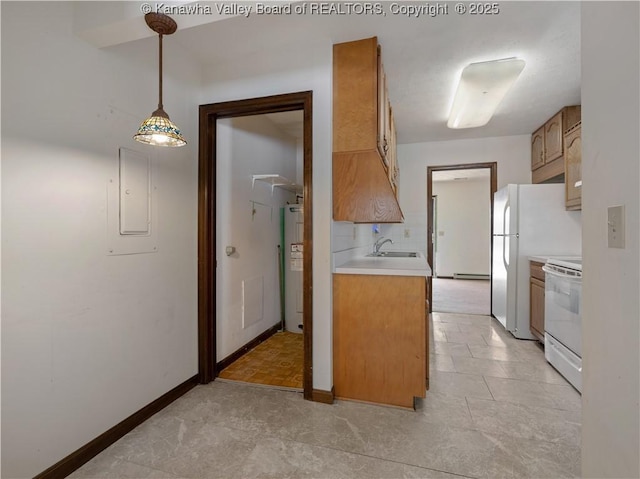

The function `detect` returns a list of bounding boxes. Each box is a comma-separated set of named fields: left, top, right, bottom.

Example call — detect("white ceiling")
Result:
left=171, top=1, right=581, bottom=144
left=264, top=110, right=304, bottom=139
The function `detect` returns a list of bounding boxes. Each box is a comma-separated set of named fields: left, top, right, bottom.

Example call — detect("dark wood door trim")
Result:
left=426, top=162, right=497, bottom=312
left=198, top=91, right=314, bottom=400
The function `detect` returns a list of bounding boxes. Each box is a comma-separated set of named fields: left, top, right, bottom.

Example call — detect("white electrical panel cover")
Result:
left=107, top=148, right=158, bottom=255
left=119, top=148, right=150, bottom=235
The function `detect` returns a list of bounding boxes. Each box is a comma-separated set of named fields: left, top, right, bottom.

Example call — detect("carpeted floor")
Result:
left=432, top=278, right=491, bottom=315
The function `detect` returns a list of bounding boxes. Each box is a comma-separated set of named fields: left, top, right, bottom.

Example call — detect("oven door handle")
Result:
left=542, top=265, right=582, bottom=280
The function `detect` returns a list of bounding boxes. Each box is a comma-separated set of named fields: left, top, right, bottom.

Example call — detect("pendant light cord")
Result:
left=158, top=33, right=163, bottom=111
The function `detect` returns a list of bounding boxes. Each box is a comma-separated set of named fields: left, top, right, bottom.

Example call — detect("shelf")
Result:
left=252, top=174, right=302, bottom=195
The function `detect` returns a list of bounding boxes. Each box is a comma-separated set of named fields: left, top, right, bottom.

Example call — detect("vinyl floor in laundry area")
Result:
left=218, top=331, right=304, bottom=390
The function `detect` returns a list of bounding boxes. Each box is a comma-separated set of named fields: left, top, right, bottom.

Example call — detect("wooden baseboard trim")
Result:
left=311, top=387, right=335, bottom=404
left=216, top=324, right=281, bottom=374
left=34, top=375, right=198, bottom=479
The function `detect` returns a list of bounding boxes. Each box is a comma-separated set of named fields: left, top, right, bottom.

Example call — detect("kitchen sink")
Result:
left=366, top=251, right=418, bottom=258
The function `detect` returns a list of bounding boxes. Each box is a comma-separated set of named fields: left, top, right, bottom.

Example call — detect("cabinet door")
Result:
left=530, top=277, right=545, bottom=340
left=377, top=49, right=389, bottom=165
left=334, top=274, right=426, bottom=408
left=388, top=106, right=397, bottom=191
left=425, top=278, right=430, bottom=386
left=333, top=38, right=378, bottom=153
left=531, top=126, right=545, bottom=170
left=564, top=124, right=582, bottom=210
left=544, top=111, right=564, bottom=162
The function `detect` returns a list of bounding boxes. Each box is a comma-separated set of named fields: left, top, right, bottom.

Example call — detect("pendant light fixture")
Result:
left=134, top=13, right=186, bottom=147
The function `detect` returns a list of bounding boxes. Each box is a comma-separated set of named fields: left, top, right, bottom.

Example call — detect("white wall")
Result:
left=581, top=3, right=640, bottom=478
left=200, top=33, right=333, bottom=391
left=1, top=3, right=201, bottom=477
left=384, top=135, right=531, bottom=253
left=432, top=179, right=491, bottom=277
left=216, top=116, right=297, bottom=360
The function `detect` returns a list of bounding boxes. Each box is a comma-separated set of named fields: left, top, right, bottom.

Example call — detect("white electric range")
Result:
left=542, top=257, right=583, bottom=393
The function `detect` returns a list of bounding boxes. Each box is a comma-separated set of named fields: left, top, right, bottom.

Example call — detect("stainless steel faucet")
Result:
left=373, top=236, right=394, bottom=253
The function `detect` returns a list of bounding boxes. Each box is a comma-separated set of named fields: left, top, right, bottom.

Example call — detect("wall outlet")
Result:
left=608, top=205, right=625, bottom=248
left=404, top=228, right=410, bottom=239
left=352, top=225, right=357, bottom=240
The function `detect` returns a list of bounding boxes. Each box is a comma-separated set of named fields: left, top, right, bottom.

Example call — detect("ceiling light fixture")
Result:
left=134, top=13, right=186, bottom=147
left=447, top=57, right=526, bottom=129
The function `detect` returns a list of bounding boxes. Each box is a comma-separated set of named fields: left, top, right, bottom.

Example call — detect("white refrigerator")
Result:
left=491, top=184, right=581, bottom=339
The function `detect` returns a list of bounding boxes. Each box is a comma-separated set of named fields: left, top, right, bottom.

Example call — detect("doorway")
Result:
left=427, top=163, right=497, bottom=315
left=198, top=92, right=313, bottom=400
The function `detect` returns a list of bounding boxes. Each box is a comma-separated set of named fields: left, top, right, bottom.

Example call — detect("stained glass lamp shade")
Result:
left=134, top=108, right=186, bottom=147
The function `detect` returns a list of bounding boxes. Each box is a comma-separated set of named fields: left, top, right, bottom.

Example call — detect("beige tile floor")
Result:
left=432, top=278, right=490, bottom=315
left=69, top=312, right=581, bottom=479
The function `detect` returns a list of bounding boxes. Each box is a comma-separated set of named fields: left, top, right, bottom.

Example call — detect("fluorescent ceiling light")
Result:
left=447, top=58, right=525, bottom=129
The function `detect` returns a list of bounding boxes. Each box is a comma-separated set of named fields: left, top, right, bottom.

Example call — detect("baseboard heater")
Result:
left=453, top=273, right=490, bottom=280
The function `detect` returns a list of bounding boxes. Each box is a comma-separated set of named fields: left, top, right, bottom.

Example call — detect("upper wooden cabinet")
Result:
left=333, top=37, right=403, bottom=223
left=377, top=53, right=390, bottom=161
left=564, top=122, right=582, bottom=210
left=531, top=126, right=545, bottom=171
left=531, top=105, right=581, bottom=184
left=544, top=110, right=565, bottom=162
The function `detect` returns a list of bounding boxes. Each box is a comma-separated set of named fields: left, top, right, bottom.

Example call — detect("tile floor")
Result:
left=218, top=331, right=304, bottom=390
left=69, top=312, right=581, bottom=478
left=432, top=278, right=491, bottom=315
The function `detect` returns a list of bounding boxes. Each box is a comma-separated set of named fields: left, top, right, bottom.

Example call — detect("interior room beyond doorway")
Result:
left=216, top=110, right=305, bottom=391
left=198, top=91, right=313, bottom=399
left=429, top=166, right=494, bottom=316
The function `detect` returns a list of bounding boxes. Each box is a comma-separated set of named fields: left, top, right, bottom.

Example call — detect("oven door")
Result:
left=543, top=264, right=582, bottom=357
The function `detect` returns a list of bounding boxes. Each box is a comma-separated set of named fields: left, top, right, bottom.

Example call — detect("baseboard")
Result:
left=311, top=387, right=335, bottom=404
left=34, top=375, right=198, bottom=479
left=216, top=323, right=281, bottom=374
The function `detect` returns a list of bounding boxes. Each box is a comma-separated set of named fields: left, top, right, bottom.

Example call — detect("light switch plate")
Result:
left=608, top=205, right=625, bottom=248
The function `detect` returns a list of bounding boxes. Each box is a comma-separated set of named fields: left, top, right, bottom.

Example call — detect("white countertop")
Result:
left=529, top=255, right=582, bottom=264
left=335, top=252, right=432, bottom=277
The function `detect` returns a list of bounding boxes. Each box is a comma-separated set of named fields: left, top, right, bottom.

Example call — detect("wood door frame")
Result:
left=198, top=91, right=313, bottom=400
left=426, top=162, right=497, bottom=313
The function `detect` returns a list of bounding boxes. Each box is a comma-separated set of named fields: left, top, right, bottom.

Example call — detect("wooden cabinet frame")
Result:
left=529, top=261, right=546, bottom=342
left=531, top=106, right=581, bottom=184
left=333, top=274, right=428, bottom=409
left=564, top=122, right=582, bottom=210
left=333, top=37, right=402, bottom=223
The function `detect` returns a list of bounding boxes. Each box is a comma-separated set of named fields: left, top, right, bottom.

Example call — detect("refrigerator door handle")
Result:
left=503, top=201, right=509, bottom=236
left=503, top=235, right=509, bottom=269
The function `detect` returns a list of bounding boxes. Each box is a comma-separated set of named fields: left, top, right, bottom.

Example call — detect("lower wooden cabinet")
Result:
left=529, top=261, right=546, bottom=342
left=333, top=274, right=428, bottom=409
